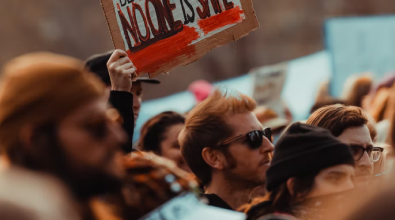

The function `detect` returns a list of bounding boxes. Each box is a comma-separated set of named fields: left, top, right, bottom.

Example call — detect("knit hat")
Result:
left=266, top=122, right=355, bottom=191
left=0, top=52, right=105, bottom=151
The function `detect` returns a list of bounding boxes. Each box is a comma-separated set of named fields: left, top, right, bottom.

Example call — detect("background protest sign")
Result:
left=325, top=16, right=395, bottom=97
left=250, top=63, right=288, bottom=117
left=101, top=0, right=259, bottom=77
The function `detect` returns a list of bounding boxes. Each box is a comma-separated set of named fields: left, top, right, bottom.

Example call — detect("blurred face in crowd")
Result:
left=131, top=81, right=143, bottom=124
left=306, top=164, right=355, bottom=198
left=337, top=125, right=373, bottom=188
left=57, top=97, right=127, bottom=197
left=160, top=123, right=190, bottom=172
left=221, top=112, right=274, bottom=188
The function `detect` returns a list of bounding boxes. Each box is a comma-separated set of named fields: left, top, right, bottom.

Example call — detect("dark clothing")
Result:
left=108, top=91, right=134, bottom=153
left=204, top=194, right=233, bottom=210
left=267, top=123, right=355, bottom=191
left=255, top=214, right=298, bottom=220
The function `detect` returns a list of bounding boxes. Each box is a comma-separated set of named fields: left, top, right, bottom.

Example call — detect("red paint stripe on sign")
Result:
left=128, top=26, right=200, bottom=74
left=198, top=6, right=244, bottom=35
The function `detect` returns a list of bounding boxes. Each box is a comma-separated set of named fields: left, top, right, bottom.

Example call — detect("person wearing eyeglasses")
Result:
left=306, top=104, right=383, bottom=189
left=0, top=53, right=128, bottom=220
left=178, top=88, right=274, bottom=210
left=244, top=123, right=355, bottom=220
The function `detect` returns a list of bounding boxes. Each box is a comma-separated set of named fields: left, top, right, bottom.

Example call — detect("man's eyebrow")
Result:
left=349, top=143, right=374, bottom=148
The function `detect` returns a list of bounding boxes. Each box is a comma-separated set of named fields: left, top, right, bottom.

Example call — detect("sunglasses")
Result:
left=218, top=127, right=272, bottom=149
left=349, top=145, right=384, bottom=162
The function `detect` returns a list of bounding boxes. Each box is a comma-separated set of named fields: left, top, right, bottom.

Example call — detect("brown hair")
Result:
left=179, top=88, right=256, bottom=185
left=106, top=153, right=197, bottom=220
left=343, top=76, right=373, bottom=107
left=137, top=111, right=185, bottom=154
left=307, top=104, right=376, bottom=141
left=387, top=84, right=395, bottom=148
left=242, top=171, right=319, bottom=220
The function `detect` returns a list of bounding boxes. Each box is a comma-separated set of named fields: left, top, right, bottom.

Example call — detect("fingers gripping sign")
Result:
left=107, top=49, right=138, bottom=92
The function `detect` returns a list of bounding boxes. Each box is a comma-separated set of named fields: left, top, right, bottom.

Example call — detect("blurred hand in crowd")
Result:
left=107, top=49, right=137, bottom=92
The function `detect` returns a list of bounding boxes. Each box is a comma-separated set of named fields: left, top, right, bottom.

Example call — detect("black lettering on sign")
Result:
left=196, top=0, right=210, bottom=19
left=117, top=0, right=184, bottom=52
left=119, top=0, right=127, bottom=7
left=210, top=0, right=222, bottom=14
left=184, top=0, right=195, bottom=23
left=180, top=0, right=195, bottom=24
left=132, top=2, right=151, bottom=42
left=117, top=4, right=141, bottom=49
left=223, top=0, right=234, bottom=10
left=179, top=0, right=188, bottom=24
left=165, top=0, right=183, bottom=32
left=145, top=0, right=163, bottom=36
left=155, top=0, right=171, bottom=33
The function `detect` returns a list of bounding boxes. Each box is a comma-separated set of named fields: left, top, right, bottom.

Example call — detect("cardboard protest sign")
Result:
left=100, top=0, right=259, bottom=77
left=139, top=193, right=246, bottom=220
left=250, top=63, right=288, bottom=118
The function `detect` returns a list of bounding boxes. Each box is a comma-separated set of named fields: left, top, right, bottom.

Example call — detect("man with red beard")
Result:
left=179, top=89, right=274, bottom=210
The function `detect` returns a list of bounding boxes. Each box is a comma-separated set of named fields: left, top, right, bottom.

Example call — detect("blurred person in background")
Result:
left=253, top=106, right=289, bottom=144
left=85, top=49, right=160, bottom=153
left=107, top=152, right=197, bottom=220
left=389, top=83, right=395, bottom=149
left=244, top=123, right=355, bottom=220
left=137, top=111, right=190, bottom=172
left=188, top=80, right=213, bottom=104
left=362, top=74, right=395, bottom=143
left=185, top=80, right=214, bottom=115
left=179, top=89, right=274, bottom=210
left=310, top=97, right=347, bottom=115
left=310, top=81, right=348, bottom=114
left=306, top=104, right=382, bottom=189
left=0, top=53, right=127, bottom=220
left=341, top=74, right=373, bottom=108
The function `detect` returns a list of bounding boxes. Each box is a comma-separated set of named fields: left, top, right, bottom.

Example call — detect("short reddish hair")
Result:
left=306, top=104, right=376, bottom=141
left=179, top=89, right=256, bottom=185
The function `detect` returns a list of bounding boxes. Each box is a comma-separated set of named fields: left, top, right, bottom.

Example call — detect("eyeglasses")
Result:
left=349, top=145, right=384, bottom=162
left=218, top=128, right=272, bottom=149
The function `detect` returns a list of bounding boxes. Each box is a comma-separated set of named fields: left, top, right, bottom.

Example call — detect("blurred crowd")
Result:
left=0, top=48, right=394, bottom=220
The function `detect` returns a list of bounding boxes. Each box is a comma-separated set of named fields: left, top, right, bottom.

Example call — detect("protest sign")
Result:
left=250, top=63, right=288, bottom=118
left=101, top=0, right=259, bottom=77
left=325, top=16, right=395, bottom=97
left=139, top=193, right=246, bottom=220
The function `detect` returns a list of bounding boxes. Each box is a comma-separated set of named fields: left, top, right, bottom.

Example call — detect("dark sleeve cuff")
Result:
left=109, top=91, right=134, bottom=153
left=109, top=91, right=134, bottom=108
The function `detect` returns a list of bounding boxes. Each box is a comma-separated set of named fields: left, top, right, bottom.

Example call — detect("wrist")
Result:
left=111, top=85, right=132, bottom=92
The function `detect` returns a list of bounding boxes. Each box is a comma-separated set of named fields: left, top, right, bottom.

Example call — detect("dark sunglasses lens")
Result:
left=263, top=128, right=272, bottom=143
left=248, top=131, right=263, bottom=149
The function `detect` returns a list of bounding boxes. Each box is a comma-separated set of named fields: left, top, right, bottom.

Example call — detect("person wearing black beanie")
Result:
left=244, top=123, right=355, bottom=220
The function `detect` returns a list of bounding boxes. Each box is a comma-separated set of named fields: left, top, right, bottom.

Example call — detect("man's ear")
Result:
left=202, top=147, right=224, bottom=170
left=286, top=178, right=296, bottom=196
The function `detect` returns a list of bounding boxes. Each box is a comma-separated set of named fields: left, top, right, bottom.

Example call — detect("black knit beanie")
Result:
left=266, top=122, right=355, bottom=191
